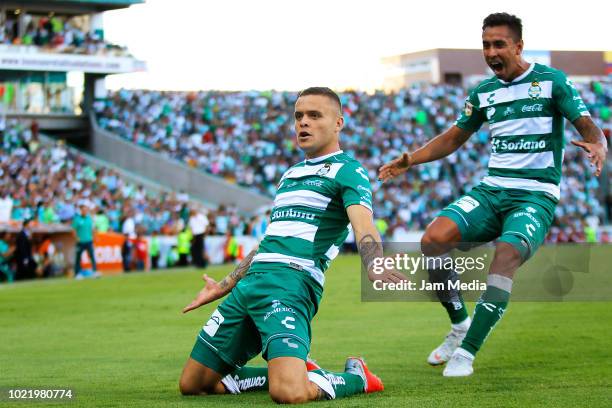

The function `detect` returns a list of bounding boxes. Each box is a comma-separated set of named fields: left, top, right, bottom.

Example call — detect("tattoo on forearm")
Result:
left=216, top=249, right=257, bottom=291
left=358, top=234, right=383, bottom=271
left=575, top=117, right=606, bottom=145
left=230, top=249, right=256, bottom=280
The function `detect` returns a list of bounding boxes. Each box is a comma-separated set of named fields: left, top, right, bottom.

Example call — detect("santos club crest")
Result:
left=316, top=163, right=332, bottom=176
left=528, top=81, right=542, bottom=99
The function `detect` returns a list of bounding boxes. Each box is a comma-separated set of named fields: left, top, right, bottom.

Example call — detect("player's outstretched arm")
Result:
left=182, top=247, right=258, bottom=313
left=571, top=116, right=608, bottom=177
left=378, top=125, right=473, bottom=182
left=347, top=205, right=407, bottom=283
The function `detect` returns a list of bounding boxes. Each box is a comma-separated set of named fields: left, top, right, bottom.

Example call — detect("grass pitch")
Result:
left=1, top=253, right=611, bottom=407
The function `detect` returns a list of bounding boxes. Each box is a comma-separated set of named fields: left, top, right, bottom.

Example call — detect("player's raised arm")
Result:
left=346, top=204, right=407, bottom=283
left=182, top=246, right=258, bottom=313
left=378, top=125, right=473, bottom=182
left=571, top=116, right=608, bottom=177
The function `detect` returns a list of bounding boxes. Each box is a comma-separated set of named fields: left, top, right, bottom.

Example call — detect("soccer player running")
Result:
left=180, top=87, right=404, bottom=402
left=379, top=13, right=607, bottom=377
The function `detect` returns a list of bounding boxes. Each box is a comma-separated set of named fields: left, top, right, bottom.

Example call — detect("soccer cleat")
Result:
left=427, top=328, right=468, bottom=366
left=344, top=357, right=384, bottom=393
left=306, top=355, right=321, bottom=371
left=442, top=348, right=474, bottom=377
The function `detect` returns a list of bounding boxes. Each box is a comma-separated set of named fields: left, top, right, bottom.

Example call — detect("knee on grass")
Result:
left=269, top=383, right=313, bottom=404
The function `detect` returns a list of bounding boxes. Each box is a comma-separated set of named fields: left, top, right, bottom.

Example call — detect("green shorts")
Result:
left=190, top=264, right=323, bottom=375
left=438, top=183, right=556, bottom=261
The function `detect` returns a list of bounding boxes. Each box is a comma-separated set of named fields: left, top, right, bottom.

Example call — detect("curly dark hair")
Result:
left=482, top=12, right=523, bottom=41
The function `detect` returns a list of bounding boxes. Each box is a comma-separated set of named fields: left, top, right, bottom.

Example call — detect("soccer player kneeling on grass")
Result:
left=179, top=87, right=405, bottom=403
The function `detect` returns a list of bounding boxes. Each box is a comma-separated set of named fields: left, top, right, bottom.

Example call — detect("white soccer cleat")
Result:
left=427, top=328, right=467, bottom=366
left=442, top=348, right=474, bottom=377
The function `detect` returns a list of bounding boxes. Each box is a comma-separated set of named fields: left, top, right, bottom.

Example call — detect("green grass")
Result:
left=1, top=254, right=611, bottom=407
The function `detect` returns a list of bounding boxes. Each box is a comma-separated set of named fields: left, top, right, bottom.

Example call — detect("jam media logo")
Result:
left=528, top=81, right=542, bottom=99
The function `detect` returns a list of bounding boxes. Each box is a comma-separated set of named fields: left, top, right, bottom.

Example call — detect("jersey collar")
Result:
left=305, top=150, right=344, bottom=164
left=498, top=63, right=534, bottom=85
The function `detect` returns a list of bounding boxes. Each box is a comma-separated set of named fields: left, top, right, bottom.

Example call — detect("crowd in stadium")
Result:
left=95, top=81, right=612, bottom=240
left=0, top=13, right=130, bottom=56
left=0, top=119, right=268, bottom=280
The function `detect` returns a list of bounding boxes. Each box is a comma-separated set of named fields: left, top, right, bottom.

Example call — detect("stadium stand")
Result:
left=0, top=119, right=256, bottom=237
left=1, top=12, right=130, bottom=56
left=94, top=81, right=611, bottom=240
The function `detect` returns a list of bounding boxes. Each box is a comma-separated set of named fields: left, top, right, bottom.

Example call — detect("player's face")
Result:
left=294, top=95, right=343, bottom=158
left=482, top=25, right=524, bottom=82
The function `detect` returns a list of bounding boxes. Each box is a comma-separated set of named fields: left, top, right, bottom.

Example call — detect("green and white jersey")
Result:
left=455, top=63, right=590, bottom=200
left=250, top=150, right=373, bottom=287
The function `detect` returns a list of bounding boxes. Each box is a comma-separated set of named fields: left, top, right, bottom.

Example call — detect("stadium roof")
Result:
left=3, top=0, right=143, bottom=13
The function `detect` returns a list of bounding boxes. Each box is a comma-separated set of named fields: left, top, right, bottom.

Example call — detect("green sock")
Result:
left=309, top=369, right=364, bottom=399
left=441, top=292, right=469, bottom=324
left=461, top=281, right=511, bottom=356
left=222, top=366, right=268, bottom=394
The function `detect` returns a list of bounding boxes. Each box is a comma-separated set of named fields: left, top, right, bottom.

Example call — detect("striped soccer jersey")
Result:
left=249, top=150, right=373, bottom=287
left=455, top=63, right=590, bottom=200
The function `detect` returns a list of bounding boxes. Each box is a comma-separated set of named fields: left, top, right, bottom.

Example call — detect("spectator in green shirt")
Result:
left=72, top=204, right=96, bottom=277
left=149, top=231, right=160, bottom=269
left=94, top=209, right=110, bottom=233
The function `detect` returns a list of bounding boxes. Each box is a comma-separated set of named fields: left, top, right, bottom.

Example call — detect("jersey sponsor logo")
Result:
left=357, top=185, right=371, bottom=194
left=528, top=81, right=542, bottom=99
left=492, top=138, right=546, bottom=153
left=487, top=93, right=495, bottom=105
left=512, top=211, right=542, bottom=228
left=270, top=208, right=316, bottom=221
left=526, top=223, right=536, bottom=237
left=264, top=303, right=296, bottom=321
left=355, top=167, right=369, bottom=181
left=203, top=309, right=224, bottom=337
left=282, top=338, right=299, bottom=349
left=316, top=163, right=332, bottom=176
left=526, top=206, right=537, bottom=214
left=486, top=106, right=496, bottom=121
left=303, top=179, right=324, bottom=187
left=464, top=101, right=473, bottom=117
left=521, top=103, right=543, bottom=112
left=503, top=107, right=515, bottom=116
left=281, top=316, right=296, bottom=330
left=324, top=373, right=346, bottom=386
left=453, top=197, right=480, bottom=213
left=233, top=375, right=267, bottom=391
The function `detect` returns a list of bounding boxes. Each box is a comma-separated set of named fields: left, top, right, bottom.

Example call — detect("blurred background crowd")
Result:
left=1, top=11, right=130, bottom=56
left=94, top=81, right=612, bottom=238
left=1, top=81, right=609, bottom=281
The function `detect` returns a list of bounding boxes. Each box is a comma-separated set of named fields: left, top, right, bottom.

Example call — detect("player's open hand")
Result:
left=368, top=268, right=409, bottom=284
left=182, top=274, right=225, bottom=313
left=378, top=152, right=412, bottom=182
left=571, top=140, right=607, bottom=177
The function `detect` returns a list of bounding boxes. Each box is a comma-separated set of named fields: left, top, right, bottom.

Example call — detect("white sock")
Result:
left=451, top=316, right=471, bottom=332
